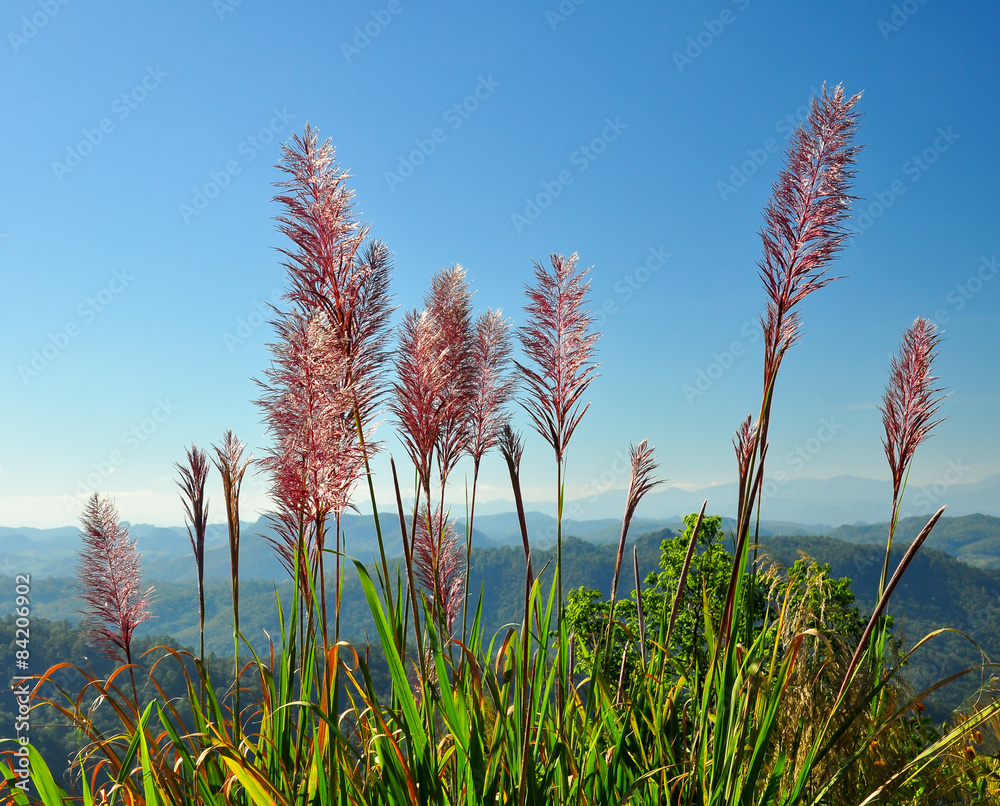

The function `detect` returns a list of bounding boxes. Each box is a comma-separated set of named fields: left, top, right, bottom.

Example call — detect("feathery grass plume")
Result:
left=607, top=441, right=662, bottom=637
left=759, top=84, right=862, bottom=381
left=424, top=264, right=476, bottom=488
left=392, top=267, right=479, bottom=636
left=212, top=429, right=252, bottom=620
left=274, top=124, right=364, bottom=320
left=257, top=310, right=364, bottom=525
left=76, top=493, right=154, bottom=703
left=411, top=504, right=465, bottom=633
left=730, top=86, right=862, bottom=638
left=175, top=444, right=209, bottom=665
left=874, top=318, right=946, bottom=661
left=273, top=125, right=394, bottom=430
left=467, top=309, right=517, bottom=466
left=272, top=128, right=395, bottom=640
left=391, top=308, right=451, bottom=499
left=499, top=424, right=532, bottom=581
left=347, top=238, right=395, bottom=426
left=256, top=309, right=366, bottom=640
left=748, top=85, right=861, bottom=504
left=212, top=429, right=251, bottom=739
left=733, top=414, right=757, bottom=525
left=880, top=318, right=946, bottom=508
left=516, top=252, right=600, bottom=463
left=272, top=128, right=393, bottom=486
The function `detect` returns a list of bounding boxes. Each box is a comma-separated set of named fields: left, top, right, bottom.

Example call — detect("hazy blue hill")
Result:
left=7, top=487, right=1000, bottom=581
left=461, top=512, right=824, bottom=548
left=146, top=526, right=285, bottom=583
left=129, top=522, right=232, bottom=550
left=0, top=525, right=79, bottom=555
left=460, top=511, right=675, bottom=547
left=826, top=513, right=1000, bottom=569
left=506, top=474, right=1000, bottom=526
left=0, top=526, right=80, bottom=541
left=4, top=514, right=501, bottom=581
left=457, top=510, right=564, bottom=547
left=0, top=522, right=236, bottom=577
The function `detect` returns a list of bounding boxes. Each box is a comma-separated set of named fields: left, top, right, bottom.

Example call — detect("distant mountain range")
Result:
left=0, top=507, right=838, bottom=582
left=1, top=473, right=996, bottom=582
left=482, top=472, right=1000, bottom=529
left=4, top=487, right=1000, bottom=581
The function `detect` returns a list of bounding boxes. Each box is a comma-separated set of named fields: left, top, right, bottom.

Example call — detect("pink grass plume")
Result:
left=876, top=317, right=947, bottom=602
left=256, top=309, right=367, bottom=621
left=211, top=429, right=252, bottom=739
left=605, top=440, right=662, bottom=659
left=391, top=308, right=451, bottom=498
left=499, top=424, right=532, bottom=582
left=759, top=85, right=862, bottom=378
left=880, top=317, right=946, bottom=505
left=257, top=311, right=365, bottom=524
left=733, top=414, right=758, bottom=525
left=76, top=493, right=154, bottom=705
left=212, top=429, right=253, bottom=597
left=411, top=504, right=465, bottom=634
left=734, top=85, right=862, bottom=582
left=516, top=252, right=600, bottom=463
left=516, top=251, right=600, bottom=704
left=424, top=264, right=476, bottom=488
left=268, top=127, right=395, bottom=629
left=467, top=309, right=517, bottom=467
left=461, top=306, right=516, bottom=638
left=273, top=123, right=394, bottom=446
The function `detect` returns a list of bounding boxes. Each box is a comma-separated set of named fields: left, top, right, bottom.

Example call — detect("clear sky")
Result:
left=2, top=0, right=998, bottom=529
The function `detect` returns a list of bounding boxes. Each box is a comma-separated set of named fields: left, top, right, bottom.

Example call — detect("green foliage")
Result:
left=567, top=513, right=748, bottom=682
left=778, top=556, right=865, bottom=643
left=645, top=513, right=739, bottom=665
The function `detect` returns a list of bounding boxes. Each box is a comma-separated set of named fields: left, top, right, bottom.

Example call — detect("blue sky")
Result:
left=2, top=0, right=998, bottom=528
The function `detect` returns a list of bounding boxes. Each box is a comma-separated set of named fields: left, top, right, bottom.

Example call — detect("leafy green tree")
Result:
left=567, top=513, right=737, bottom=683
left=567, top=513, right=865, bottom=691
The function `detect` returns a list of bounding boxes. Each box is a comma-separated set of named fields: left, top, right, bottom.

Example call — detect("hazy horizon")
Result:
left=6, top=470, right=998, bottom=531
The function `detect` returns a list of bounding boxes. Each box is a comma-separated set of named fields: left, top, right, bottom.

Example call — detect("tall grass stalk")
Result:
left=516, top=251, right=599, bottom=707
left=212, top=429, right=251, bottom=745
left=175, top=443, right=210, bottom=690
